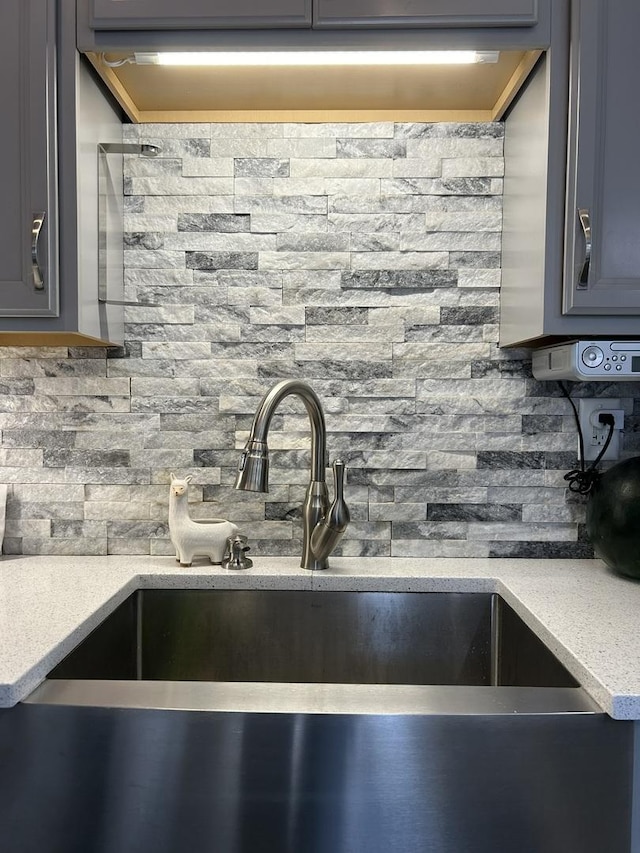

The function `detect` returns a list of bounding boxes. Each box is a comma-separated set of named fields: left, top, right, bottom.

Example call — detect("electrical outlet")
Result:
left=577, top=398, right=623, bottom=461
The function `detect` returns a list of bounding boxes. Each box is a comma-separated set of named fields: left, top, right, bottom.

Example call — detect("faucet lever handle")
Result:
left=329, top=459, right=349, bottom=531
left=310, top=459, right=350, bottom=563
left=333, top=458, right=345, bottom=493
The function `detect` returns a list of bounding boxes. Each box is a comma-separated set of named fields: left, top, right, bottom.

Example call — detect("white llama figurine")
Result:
left=169, top=474, right=239, bottom=567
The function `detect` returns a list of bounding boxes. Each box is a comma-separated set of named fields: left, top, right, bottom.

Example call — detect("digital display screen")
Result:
left=633, top=356, right=640, bottom=372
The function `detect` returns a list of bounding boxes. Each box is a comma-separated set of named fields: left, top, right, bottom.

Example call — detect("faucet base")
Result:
left=300, top=480, right=329, bottom=569
left=302, top=558, right=329, bottom=571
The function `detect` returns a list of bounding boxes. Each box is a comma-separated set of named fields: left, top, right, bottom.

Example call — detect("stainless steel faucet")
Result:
left=235, top=379, right=349, bottom=570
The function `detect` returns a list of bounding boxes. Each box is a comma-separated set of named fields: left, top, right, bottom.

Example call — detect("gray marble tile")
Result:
left=234, top=177, right=275, bottom=196
left=337, top=139, right=406, bottom=159
left=134, top=123, right=211, bottom=138
left=21, top=537, right=108, bottom=556
left=424, top=211, right=502, bottom=232
left=394, top=122, right=504, bottom=140
left=349, top=233, right=400, bottom=252
left=266, top=138, right=336, bottom=158
left=210, top=123, right=285, bottom=138
left=391, top=521, right=468, bottom=540
left=124, top=196, right=145, bottom=214
left=450, top=251, right=501, bottom=268
left=488, top=541, right=593, bottom=558
left=235, top=195, right=328, bottom=213
left=8, top=500, right=84, bottom=521
left=290, top=158, right=393, bottom=178
left=127, top=177, right=233, bottom=196
left=186, top=252, right=259, bottom=270
left=124, top=269, right=194, bottom=287
left=440, top=307, right=499, bottom=325
left=0, top=358, right=107, bottom=378
left=381, top=177, right=498, bottom=196
left=327, top=213, right=396, bottom=232
left=240, top=326, right=306, bottom=344
left=406, top=138, right=503, bottom=159
left=284, top=122, right=394, bottom=138
left=305, top=307, right=368, bottom=325
left=2, top=429, right=76, bottom=449
left=260, top=251, right=350, bottom=270
left=181, top=158, right=235, bottom=177
left=441, top=157, right=504, bottom=178
left=123, top=249, right=186, bottom=269
left=391, top=158, right=442, bottom=178
left=249, top=307, right=305, bottom=325
left=126, top=157, right=182, bottom=177
left=401, top=231, right=501, bottom=251
left=178, top=213, right=250, bottom=232
left=277, top=233, right=350, bottom=252
left=234, top=158, right=290, bottom=177
left=427, top=503, right=522, bottom=522
left=145, top=196, right=236, bottom=214
left=403, top=325, right=484, bottom=344
left=123, top=232, right=165, bottom=250
left=258, top=359, right=393, bottom=381
left=341, top=270, right=457, bottom=289
left=305, top=322, right=405, bottom=343
left=351, top=251, right=448, bottom=270
left=250, top=213, right=328, bottom=233
left=294, top=342, right=392, bottom=362
left=391, top=540, right=491, bottom=558
left=166, top=233, right=276, bottom=251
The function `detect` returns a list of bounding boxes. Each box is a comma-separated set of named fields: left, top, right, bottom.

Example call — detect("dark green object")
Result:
left=586, top=456, right=640, bottom=579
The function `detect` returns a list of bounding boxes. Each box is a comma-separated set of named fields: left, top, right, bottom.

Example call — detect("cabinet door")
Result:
left=314, top=0, right=538, bottom=28
left=0, top=0, right=57, bottom=316
left=90, top=0, right=312, bottom=29
left=564, top=0, right=640, bottom=314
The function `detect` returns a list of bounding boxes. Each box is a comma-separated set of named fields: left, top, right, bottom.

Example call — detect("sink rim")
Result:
left=24, top=677, right=600, bottom=715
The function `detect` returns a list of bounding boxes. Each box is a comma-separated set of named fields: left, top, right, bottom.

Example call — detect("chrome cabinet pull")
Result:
left=31, top=211, right=46, bottom=291
left=577, top=208, right=591, bottom=288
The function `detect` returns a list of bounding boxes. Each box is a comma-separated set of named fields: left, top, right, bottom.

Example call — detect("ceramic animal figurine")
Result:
left=169, top=473, right=239, bottom=567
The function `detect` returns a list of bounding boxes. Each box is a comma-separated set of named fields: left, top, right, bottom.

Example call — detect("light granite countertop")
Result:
left=1, top=554, right=639, bottom=719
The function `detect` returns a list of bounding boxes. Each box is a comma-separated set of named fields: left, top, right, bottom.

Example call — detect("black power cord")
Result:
left=558, top=381, right=616, bottom=494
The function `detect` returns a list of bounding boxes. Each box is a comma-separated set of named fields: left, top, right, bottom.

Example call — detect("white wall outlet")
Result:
left=577, top=398, right=623, bottom=461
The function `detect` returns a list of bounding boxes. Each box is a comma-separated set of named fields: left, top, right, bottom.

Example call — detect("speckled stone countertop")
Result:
left=1, top=555, right=639, bottom=719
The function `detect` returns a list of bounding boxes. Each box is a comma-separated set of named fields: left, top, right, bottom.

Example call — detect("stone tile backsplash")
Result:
left=1, top=121, right=638, bottom=559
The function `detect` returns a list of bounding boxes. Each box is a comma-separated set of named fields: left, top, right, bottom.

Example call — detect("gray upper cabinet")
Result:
left=92, top=0, right=538, bottom=32
left=499, top=0, right=640, bottom=347
left=89, top=0, right=312, bottom=29
left=314, top=0, right=538, bottom=28
left=0, top=0, right=124, bottom=345
left=0, top=0, right=58, bottom=317
left=563, top=0, right=640, bottom=315
left=78, top=0, right=552, bottom=55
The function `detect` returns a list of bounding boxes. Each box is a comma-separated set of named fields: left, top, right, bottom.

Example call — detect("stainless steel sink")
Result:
left=33, top=589, right=585, bottom=713
left=47, top=589, right=576, bottom=687
left=1, top=589, right=633, bottom=853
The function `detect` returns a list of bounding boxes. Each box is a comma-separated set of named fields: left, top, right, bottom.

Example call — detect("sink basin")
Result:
left=47, top=589, right=575, bottom=688
left=4, top=589, right=632, bottom=853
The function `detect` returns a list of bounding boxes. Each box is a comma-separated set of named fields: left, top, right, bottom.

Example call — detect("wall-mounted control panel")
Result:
left=532, top=341, right=640, bottom=381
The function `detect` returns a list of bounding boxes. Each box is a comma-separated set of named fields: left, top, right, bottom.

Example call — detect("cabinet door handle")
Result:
left=31, top=211, right=46, bottom=291
left=577, top=208, right=591, bottom=288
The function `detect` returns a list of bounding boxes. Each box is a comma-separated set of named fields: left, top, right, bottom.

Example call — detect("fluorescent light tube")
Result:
left=134, top=50, right=499, bottom=67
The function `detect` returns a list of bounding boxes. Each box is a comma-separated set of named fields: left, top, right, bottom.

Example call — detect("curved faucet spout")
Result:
left=243, top=379, right=326, bottom=484
left=234, top=379, right=348, bottom=570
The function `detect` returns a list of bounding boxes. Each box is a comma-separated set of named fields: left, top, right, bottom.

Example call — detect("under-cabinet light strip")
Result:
left=132, top=50, right=500, bottom=67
